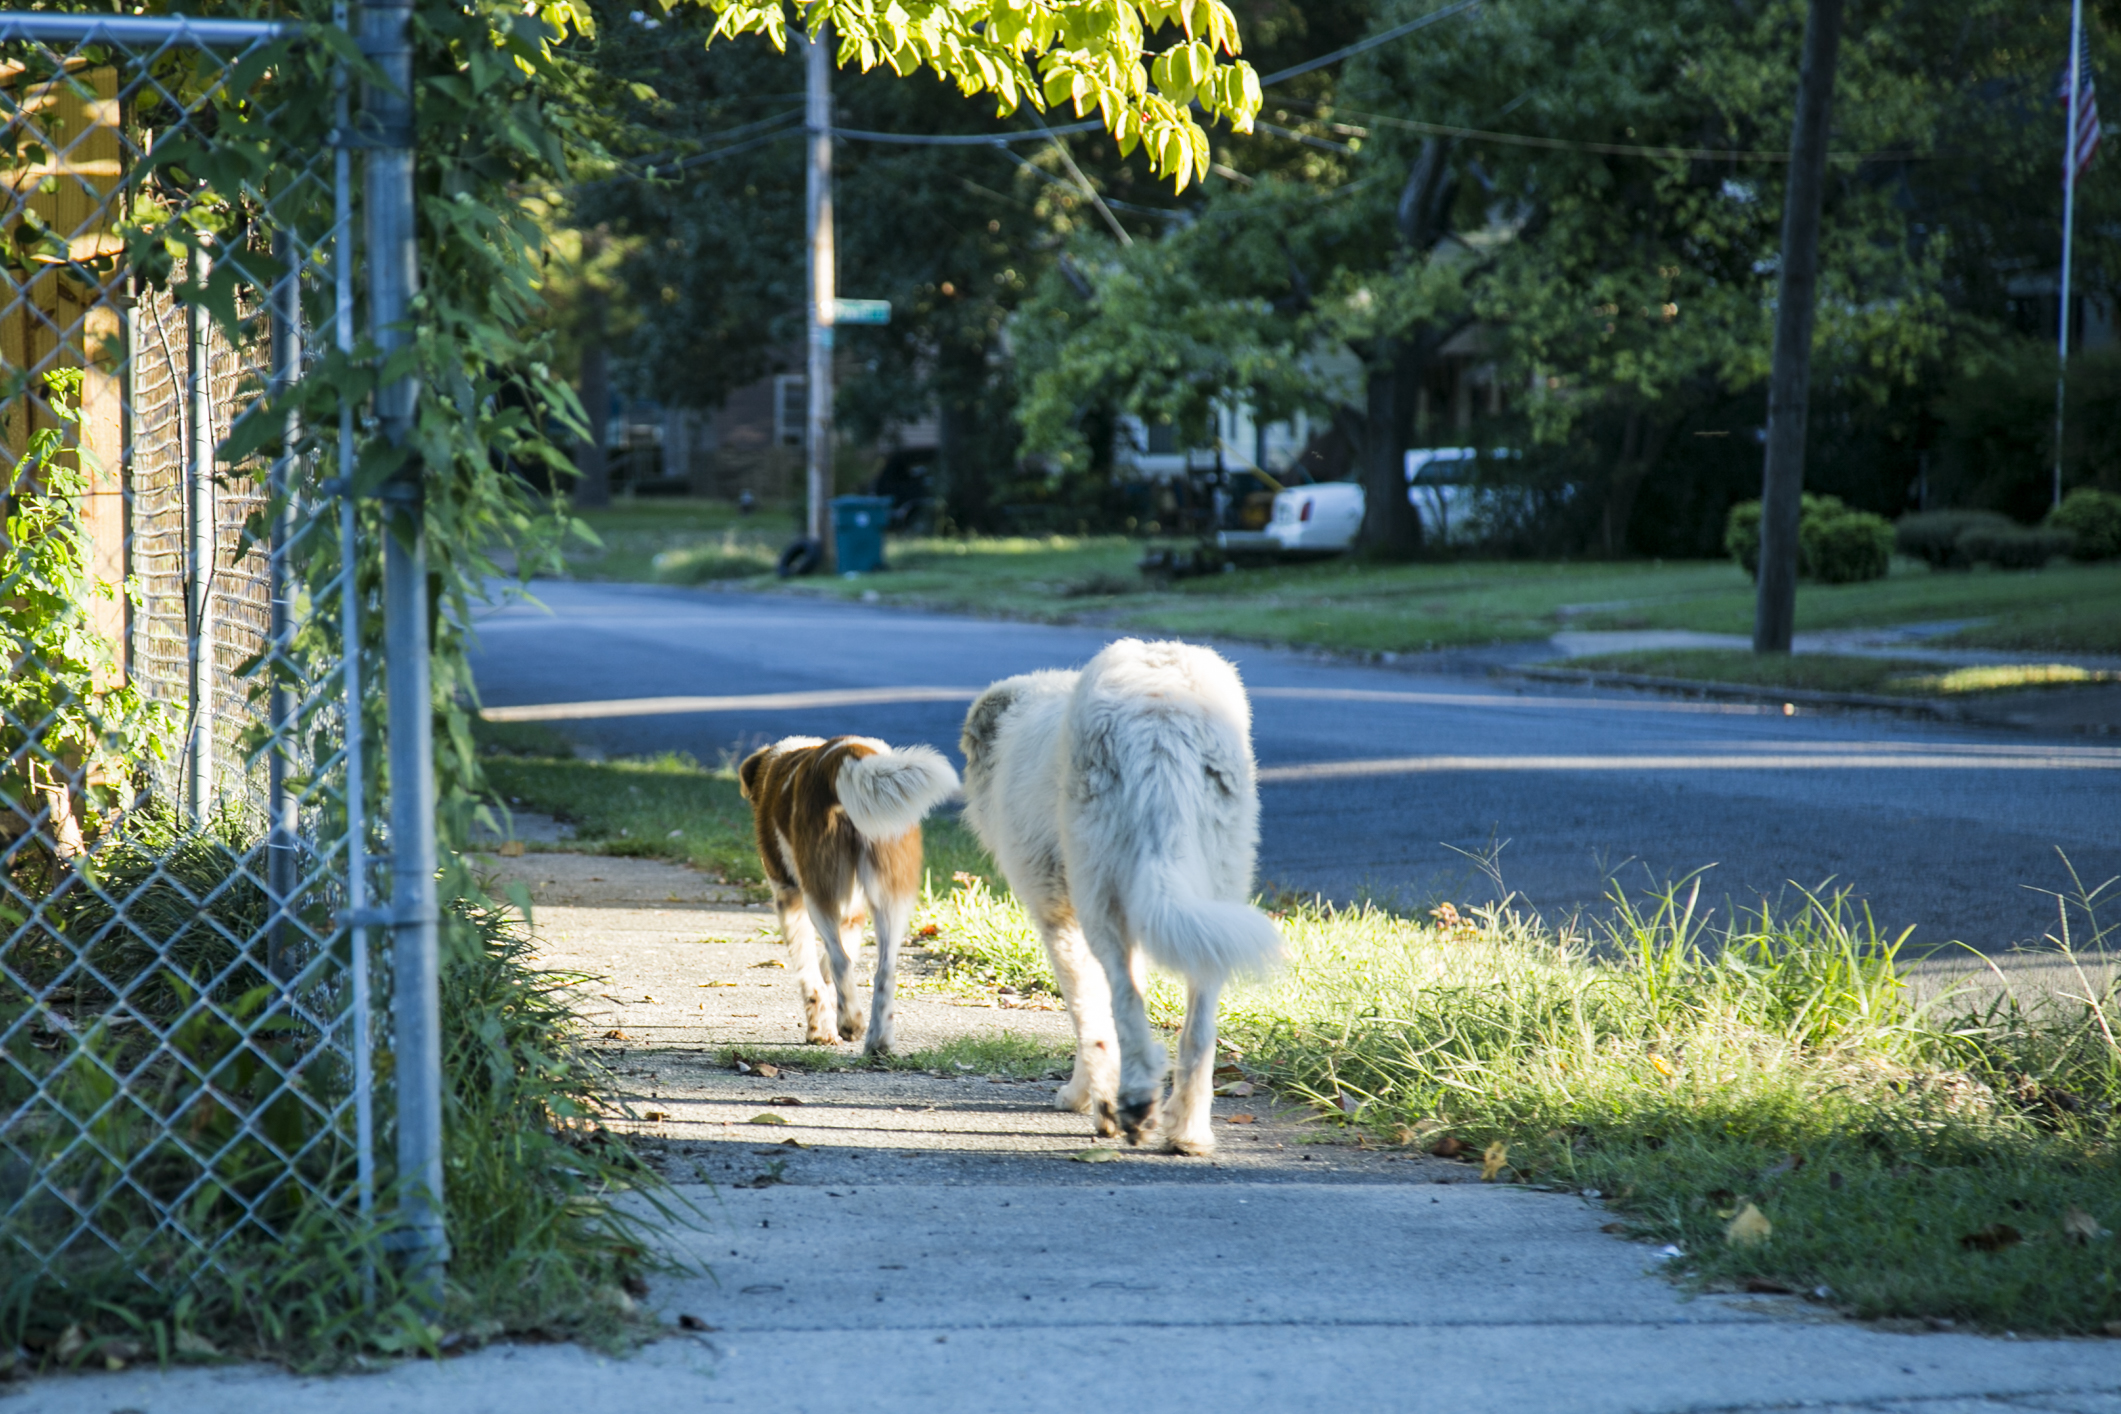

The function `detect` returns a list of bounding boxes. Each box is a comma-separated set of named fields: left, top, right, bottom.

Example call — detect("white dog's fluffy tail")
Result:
left=1134, top=861, right=1284, bottom=984
left=837, top=744, right=960, bottom=840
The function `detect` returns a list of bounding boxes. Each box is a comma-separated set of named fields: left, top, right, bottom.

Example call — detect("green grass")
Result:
left=561, top=502, right=2121, bottom=656
left=1556, top=649, right=2121, bottom=698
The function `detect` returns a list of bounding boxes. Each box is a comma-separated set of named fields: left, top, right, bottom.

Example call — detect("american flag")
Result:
left=2063, top=28, right=2102, bottom=186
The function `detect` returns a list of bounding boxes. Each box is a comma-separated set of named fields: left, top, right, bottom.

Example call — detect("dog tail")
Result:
left=1134, top=860, right=1285, bottom=985
left=836, top=744, right=961, bottom=840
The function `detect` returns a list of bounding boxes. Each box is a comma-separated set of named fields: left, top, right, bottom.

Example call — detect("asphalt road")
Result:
left=469, top=580, right=2121, bottom=954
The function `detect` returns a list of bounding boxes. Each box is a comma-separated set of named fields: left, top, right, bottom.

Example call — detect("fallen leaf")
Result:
left=1430, top=1135, right=1471, bottom=1159
left=54, top=1325, right=84, bottom=1363
left=641, top=995, right=658, bottom=1003
left=1724, top=1203, right=1773, bottom=1248
left=175, top=1330, right=218, bottom=1358
left=602, top=1029, right=630, bottom=1042
left=641, top=1110, right=670, bottom=1122
left=1480, top=1141, right=1509, bottom=1182
left=779, top=1136, right=805, bottom=1148
left=768, top=1095, right=803, bottom=1106
left=1215, top=1080, right=1255, bottom=1097
left=1071, top=1147, right=1120, bottom=1163
left=497, top=840, right=525, bottom=857
left=1650, top=1055, right=1673, bottom=1077
left=678, top=1314, right=715, bottom=1332
left=1224, top=1113, right=1256, bottom=1125
left=2062, top=1206, right=2112, bottom=1245
left=754, top=1063, right=782, bottom=1079
left=1959, top=1223, right=2022, bottom=1252
left=747, top=1113, right=788, bottom=1126
left=700, top=981, right=737, bottom=988
left=915, top=923, right=940, bottom=939
left=750, top=959, right=786, bottom=969
left=1743, top=1277, right=1796, bottom=1294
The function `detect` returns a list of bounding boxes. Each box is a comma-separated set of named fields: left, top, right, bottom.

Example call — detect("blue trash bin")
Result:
left=832, top=495, right=893, bottom=574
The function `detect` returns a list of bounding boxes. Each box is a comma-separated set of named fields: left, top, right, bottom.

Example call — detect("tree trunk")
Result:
left=1601, top=412, right=1676, bottom=557
left=1357, top=340, right=1423, bottom=557
left=574, top=297, right=611, bottom=508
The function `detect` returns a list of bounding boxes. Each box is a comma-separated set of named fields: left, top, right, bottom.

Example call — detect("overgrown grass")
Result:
left=1556, top=648, right=2120, bottom=698
left=3, top=814, right=671, bottom=1372
left=918, top=866, right=2121, bottom=1334
left=564, top=502, right=2121, bottom=656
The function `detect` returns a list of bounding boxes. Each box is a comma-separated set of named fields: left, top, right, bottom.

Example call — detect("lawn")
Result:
left=473, top=730, right=2121, bottom=1336
left=1555, top=649, right=2121, bottom=698
left=559, top=502, right=2121, bottom=656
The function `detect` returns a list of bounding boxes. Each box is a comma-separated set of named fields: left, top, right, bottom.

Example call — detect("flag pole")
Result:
left=2054, top=0, right=2085, bottom=512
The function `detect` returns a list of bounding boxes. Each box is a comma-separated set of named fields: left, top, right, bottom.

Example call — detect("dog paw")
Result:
left=863, top=1033, right=895, bottom=1057
left=805, top=1030, right=840, bottom=1046
left=837, top=1016, right=868, bottom=1043
left=1092, top=1100, right=1121, bottom=1139
left=1116, top=1095, right=1161, bottom=1147
left=1163, top=1131, right=1214, bottom=1157
left=1055, top=1078, right=1095, bottom=1114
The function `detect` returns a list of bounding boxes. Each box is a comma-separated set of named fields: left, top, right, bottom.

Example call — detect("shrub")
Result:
left=1957, top=525, right=2073, bottom=570
left=1726, top=495, right=1887, bottom=582
left=1801, top=509, right=1893, bottom=583
left=2048, top=487, right=2121, bottom=561
left=1893, top=509, right=2014, bottom=569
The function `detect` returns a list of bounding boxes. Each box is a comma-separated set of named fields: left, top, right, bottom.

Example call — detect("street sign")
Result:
left=832, top=298, right=891, bottom=325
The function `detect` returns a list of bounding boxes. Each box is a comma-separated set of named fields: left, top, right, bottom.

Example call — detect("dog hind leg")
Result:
left=1038, top=913, right=1119, bottom=1129
left=858, top=858, right=910, bottom=1055
left=779, top=889, right=838, bottom=1045
left=807, top=896, right=867, bottom=1044
left=1078, top=896, right=1165, bottom=1144
left=1163, top=979, right=1222, bottom=1156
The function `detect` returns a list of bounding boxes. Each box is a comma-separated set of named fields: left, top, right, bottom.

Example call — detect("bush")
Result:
left=1894, top=509, right=2013, bottom=568
left=1957, top=524, right=2073, bottom=570
left=1801, top=508, right=1893, bottom=584
left=2049, top=487, right=2121, bottom=561
left=1726, top=495, right=1888, bottom=583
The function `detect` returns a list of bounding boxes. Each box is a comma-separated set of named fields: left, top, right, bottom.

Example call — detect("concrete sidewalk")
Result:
left=16, top=854, right=2117, bottom=1414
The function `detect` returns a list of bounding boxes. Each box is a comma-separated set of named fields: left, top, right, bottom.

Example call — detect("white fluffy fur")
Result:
left=961, top=639, right=1283, bottom=1155
left=837, top=743, right=961, bottom=840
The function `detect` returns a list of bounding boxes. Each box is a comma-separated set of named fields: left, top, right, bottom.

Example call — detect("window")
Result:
left=774, top=375, right=807, bottom=447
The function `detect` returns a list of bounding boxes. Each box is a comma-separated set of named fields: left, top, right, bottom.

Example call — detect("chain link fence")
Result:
left=0, top=8, right=439, bottom=1293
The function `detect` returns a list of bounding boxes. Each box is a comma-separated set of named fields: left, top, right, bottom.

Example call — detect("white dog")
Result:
left=959, top=639, right=1283, bottom=1153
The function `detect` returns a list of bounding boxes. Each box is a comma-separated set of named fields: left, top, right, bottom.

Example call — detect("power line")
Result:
left=830, top=118, right=1102, bottom=146
left=1256, top=0, right=1486, bottom=88
left=1320, top=105, right=1933, bottom=163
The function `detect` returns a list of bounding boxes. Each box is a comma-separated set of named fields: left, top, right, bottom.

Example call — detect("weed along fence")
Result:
left=0, top=7, right=447, bottom=1303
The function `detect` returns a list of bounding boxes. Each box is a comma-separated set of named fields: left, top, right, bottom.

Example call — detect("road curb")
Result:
left=1502, top=665, right=1964, bottom=719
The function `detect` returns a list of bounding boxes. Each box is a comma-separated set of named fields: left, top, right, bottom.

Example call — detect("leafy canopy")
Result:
left=699, top=0, right=1262, bottom=189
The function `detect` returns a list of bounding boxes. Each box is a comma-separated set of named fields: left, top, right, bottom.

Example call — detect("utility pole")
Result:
left=1753, top=0, right=1844, bottom=655
left=2053, top=0, right=2088, bottom=512
left=804, top=22, right=834, bottom=563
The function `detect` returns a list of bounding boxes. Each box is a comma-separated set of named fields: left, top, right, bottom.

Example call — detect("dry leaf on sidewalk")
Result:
left=1480, top=1141, right=1510, bottom=1181
left=1225, top=1114, right=1256, bottom=1124
left=1724, top=1203, right=1772, bottom=1247
left=747, top=1113, right=788, bottom=1126
left=1071, top=1147, right=1120, bottom=1163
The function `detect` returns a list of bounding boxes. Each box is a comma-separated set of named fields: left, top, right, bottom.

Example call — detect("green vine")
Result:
left=0, top=371, right=174, bottom=902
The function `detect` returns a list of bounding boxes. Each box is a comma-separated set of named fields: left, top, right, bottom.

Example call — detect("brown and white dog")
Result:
left=737, top=735, right=959, bottom=1052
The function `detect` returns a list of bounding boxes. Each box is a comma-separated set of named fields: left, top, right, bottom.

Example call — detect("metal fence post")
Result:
left=361, top=0, right=446, bottom=1296
left=267, top=231, right=298, bottom=980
